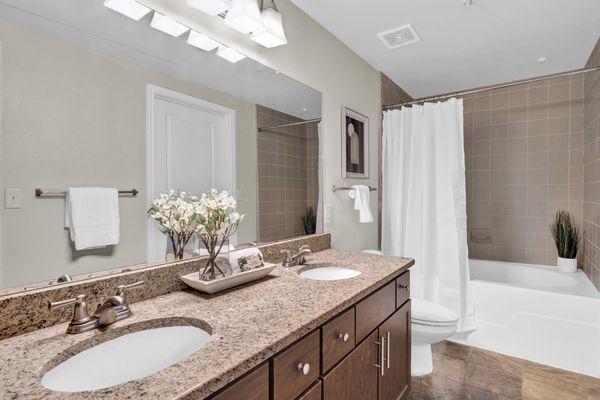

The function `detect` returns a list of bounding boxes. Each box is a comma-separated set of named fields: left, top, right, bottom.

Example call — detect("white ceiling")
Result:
left=290, top=0, right=600, bottom=98
left=0, top=0, right=322, bottom=119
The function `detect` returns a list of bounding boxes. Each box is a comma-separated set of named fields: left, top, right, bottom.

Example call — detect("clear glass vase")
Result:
left=198, top=237, right=231, bottom=281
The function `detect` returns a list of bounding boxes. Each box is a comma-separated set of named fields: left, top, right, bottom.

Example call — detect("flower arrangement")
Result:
left=148, top=190, right=201, bottom=260
left=194, top=189, right=244, bottom=280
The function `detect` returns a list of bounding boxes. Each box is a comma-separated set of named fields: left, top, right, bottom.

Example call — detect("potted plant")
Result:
left=301, top=206, right=317, bottom=235
left=194, top=189, right=244, bottom=281
left=550, top=209, right=582, bottom=273
left=148, top=190, right=200, bottom=260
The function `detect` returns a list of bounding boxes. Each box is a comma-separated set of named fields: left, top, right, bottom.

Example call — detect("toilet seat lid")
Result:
left=411, top=298, right=458, bottom=325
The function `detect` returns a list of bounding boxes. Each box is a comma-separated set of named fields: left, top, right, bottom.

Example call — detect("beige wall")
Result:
left=142, top=0, right=381, bottom=251
left=0, top=20, right=258, bottom=287
left=583, top=36, right=600, bottom=290
left=465, top=76, right=585, bottom=266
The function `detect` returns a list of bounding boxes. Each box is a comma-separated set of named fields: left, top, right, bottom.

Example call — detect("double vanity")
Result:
left=0, top=247, right=413, bottom=399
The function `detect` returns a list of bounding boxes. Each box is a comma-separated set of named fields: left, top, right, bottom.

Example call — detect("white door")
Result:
left=147, top=85, right=236, bottom=263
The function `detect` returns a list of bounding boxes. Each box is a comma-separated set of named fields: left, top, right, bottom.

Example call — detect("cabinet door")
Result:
left=322, top=331, right=379, bottom=400
left=298, top=381, right=322, bottom=400
left=379, top=300, right=411, bottom=400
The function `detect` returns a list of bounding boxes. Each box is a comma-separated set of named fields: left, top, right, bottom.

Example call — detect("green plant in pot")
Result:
left=302, top=206, right=317, bottom=235
left=550, top=209, right=582, bottom=273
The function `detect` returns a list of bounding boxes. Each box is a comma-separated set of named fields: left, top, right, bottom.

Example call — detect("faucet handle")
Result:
left=116, top=280, right=144, bottom=296
left=299, top=244, right=310, bottom=251
left=280, top=249, right=292, bottom=261
left=48, top=294, right=92, bottom=327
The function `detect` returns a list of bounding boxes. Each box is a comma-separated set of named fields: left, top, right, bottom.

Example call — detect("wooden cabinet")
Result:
left=355, top=281, right=396, bottom=342
left=322, top=331, right=379, bottom=400
left=212, top=362, right=269, bottom=400
left=298, top=381, right=322, bottom=400
left=273, top=330, right=320, bottom=400
left=321, top=307, right=355, bottom=372
left=210, top=272, right=411, bottom=400
left=378, top=301, right=411, bottom=400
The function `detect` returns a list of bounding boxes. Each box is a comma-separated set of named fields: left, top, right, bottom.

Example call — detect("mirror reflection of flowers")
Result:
left=194, top=189, right=244, bottom=281
left=148, top=190, right=201, bottom=260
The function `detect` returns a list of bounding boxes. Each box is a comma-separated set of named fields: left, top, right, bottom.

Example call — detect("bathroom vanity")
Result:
left=0, top=249, right=412, bottom=399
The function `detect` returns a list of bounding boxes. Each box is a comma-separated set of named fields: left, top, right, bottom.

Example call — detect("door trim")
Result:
left=146, top=84, right=236, bottom=262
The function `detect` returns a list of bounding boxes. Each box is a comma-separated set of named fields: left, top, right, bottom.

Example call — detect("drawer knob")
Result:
left=297, top=362, right=310, bottom=376
left=338, top=332, right=350, bottom=342
left=399, top=284, right=409, bottom=291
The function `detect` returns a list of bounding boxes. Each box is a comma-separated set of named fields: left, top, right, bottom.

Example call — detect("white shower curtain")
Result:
left=381, top=98, right=476, bottom=332
left=316, top=122, right=324, bottom=233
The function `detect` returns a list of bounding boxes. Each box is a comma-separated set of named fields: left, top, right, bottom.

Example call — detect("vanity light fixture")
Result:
left=103, top=0, right=152, bottom=21
left=251, top=1, right=287, bottom=48
left=187, top=30, right=220, bottom=51
left=186, top=0, right=232, bottom=16
left=216, top=46, right=247, bottom=63
left=150, top=12, right=189, bottom=37
left=224, top=0, right=264, bottom=34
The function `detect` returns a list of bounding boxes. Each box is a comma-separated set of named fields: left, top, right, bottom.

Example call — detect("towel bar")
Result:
left=35, top=188, right=138, bottom=197
left=332, top=185, right=377, bottom=192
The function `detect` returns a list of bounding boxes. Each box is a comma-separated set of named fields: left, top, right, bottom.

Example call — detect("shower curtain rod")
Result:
left=383, top=64, right=600, bottom=110
left=258, top=118, right=321, bottom=132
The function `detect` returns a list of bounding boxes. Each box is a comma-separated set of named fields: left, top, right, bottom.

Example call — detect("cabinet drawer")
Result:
left=273, top=330, right=320, bottom=400
left=322, top=308, right=355, bottom=372
left=355, top=281, right=396, bottom=342
left=212, top=362, right=269, bottom=400
left=396, top=271, right=410, bottom=308
left=298, top=381, right=322, bottom=400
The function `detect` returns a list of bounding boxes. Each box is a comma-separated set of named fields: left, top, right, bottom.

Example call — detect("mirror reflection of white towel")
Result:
left=348, top=185, right=373, bottom=223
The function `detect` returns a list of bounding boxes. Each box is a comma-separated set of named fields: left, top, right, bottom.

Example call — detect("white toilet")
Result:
left=411, top=298, right=459, bottom=376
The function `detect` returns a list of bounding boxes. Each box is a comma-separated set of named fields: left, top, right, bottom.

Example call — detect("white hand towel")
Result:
left=65, top=187, right=120, bottom=251
left=349, top=185, right=374, bottom=223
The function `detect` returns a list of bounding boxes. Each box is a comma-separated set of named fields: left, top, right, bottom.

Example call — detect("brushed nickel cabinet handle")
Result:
left=297, top=362, right=310, bottom=376
left=386, top=331, right=391, bottom=369
left=373, top=336, right=385, bottom=376
left=338, top=332, right=350, bottom=342
left=398, top=283, right=409, bottom=291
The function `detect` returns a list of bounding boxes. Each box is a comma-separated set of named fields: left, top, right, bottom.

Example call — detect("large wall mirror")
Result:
left=0, top=0, right=322, bottom=293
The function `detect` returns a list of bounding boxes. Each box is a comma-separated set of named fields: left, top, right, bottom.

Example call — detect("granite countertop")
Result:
left=0, top=249, right=413, bottom=400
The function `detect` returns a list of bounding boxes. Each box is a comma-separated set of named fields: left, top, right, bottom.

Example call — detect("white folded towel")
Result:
left=228, top=247, right=264, bottom=274
left=65, top=187, right=120, bottom=251
left=349, top=185, right=374, bottom=223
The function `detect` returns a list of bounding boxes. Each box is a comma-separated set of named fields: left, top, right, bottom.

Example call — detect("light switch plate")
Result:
left=4, top=188, right=22, bottom=209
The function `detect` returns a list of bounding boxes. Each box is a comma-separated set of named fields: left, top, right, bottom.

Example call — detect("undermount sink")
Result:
left=41, top=325, right=212, bottom=392
left=298, top=266, right=362, bottom=281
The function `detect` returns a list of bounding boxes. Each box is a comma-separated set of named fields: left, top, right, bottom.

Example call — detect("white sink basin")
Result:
left=41, top=325, right=212, bottom=392
left=299, top=266, right=362, bottom=281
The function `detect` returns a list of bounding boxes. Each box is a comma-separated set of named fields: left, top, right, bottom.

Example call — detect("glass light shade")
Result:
left=224, top=0, right=264, bottom=34
left=251, top=8, right=287, bottom=48
left=187, top=30, right=220, bottom=51
left=104, top=0, right=151, bottom=21
left=186, top=0, right=232, bottom=16
left=150, top=12, right=190, bottom=37
left=216, top=46, right=247, bottom=63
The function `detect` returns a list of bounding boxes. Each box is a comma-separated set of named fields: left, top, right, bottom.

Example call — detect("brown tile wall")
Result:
left=583, top=37, right=600, bottom=289
left=464, top=75, right=585, bottom=266
left=257, top=105, right=318, bottom=242
left=381, top=72, right=413, bottom=107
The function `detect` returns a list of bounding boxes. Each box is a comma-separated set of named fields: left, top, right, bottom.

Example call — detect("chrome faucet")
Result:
left=48, top=281, right=144, bottom=334
left=281, top=245, right=312, bottom=267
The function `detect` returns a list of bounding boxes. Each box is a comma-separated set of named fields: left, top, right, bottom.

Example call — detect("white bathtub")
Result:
left=450, top=259, right=600, bottom=378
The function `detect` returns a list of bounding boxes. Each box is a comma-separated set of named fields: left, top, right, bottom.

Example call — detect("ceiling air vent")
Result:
left=377, top=24, right=420, bottom=50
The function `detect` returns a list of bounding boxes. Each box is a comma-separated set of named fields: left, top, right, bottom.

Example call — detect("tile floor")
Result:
left=408, top=341, right=600, bottom=400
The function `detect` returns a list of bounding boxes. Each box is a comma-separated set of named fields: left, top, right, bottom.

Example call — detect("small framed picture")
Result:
left=341, top=107, right=369, bottom=178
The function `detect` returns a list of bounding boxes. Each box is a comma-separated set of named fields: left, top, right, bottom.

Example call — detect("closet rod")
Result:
left=35, top=188, right=138, bottom=197
left=258, top=118, right=321, bottom=132
left=383, top=64, right=600, bottom=110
